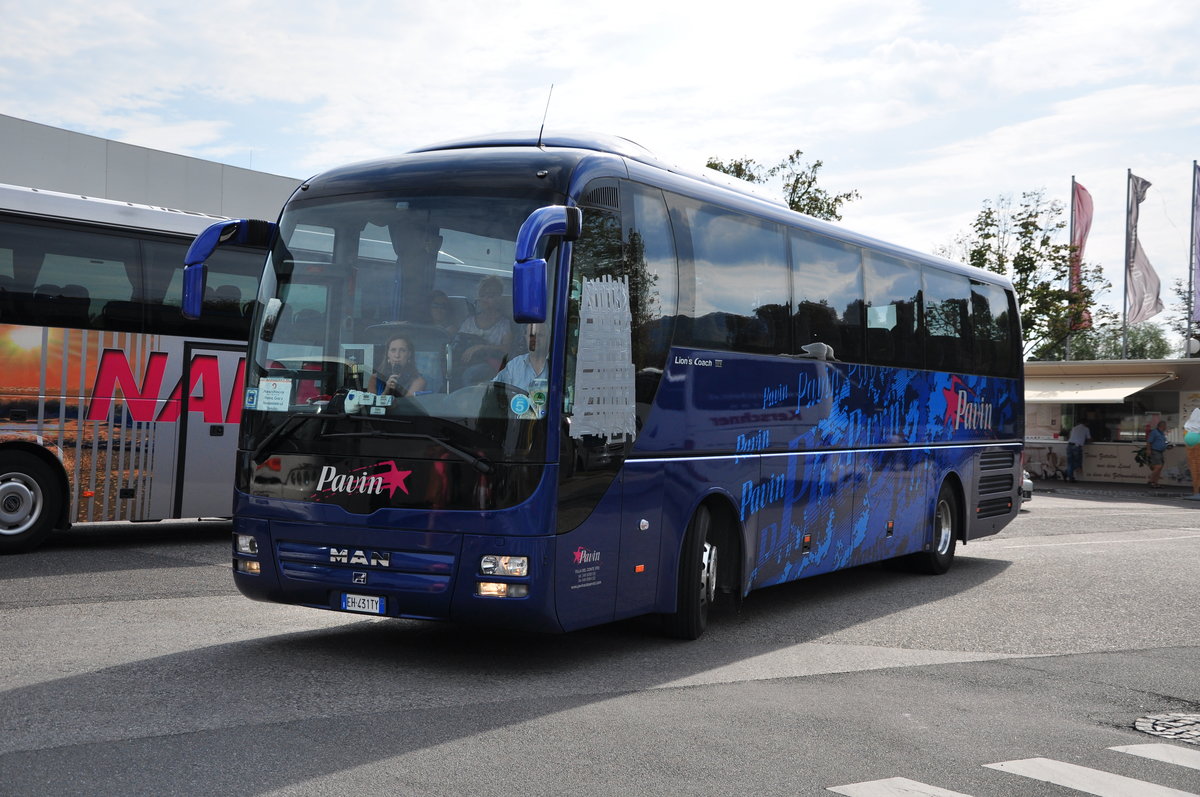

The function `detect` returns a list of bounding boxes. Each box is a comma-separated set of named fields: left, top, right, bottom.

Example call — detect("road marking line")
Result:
left=999, top=534, right=1200, bottom=549
left=826, top=776, right=973, bottom=796
left=1112, top=743, right=1200, bottom=771
left=984, top=757, right=1198, bottom=796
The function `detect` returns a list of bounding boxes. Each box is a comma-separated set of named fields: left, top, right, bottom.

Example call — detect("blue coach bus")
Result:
left=184, top=133, right=1023, bottom=639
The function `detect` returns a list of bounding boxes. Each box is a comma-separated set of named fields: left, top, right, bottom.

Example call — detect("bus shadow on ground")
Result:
left=0, top=555, right=1010, bottom=795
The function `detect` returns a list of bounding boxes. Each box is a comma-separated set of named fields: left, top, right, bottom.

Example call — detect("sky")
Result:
left=2, top=0, right=1198, bottom=332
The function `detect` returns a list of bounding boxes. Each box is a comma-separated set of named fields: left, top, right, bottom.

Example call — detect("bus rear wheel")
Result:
left=906, top=483, right=958, bottom=575
left=0, top=451, right=61, bottom=554
left=663, top=505, right=718, bottom=640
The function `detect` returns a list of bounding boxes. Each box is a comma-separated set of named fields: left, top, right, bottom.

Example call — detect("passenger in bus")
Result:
left=426, top=289, right=459, bottom=337
left=456, top=276, right=514, bottom=382
left=493, top=323, right=548, bottom=392
left=377, top=334, right=426, bottom=397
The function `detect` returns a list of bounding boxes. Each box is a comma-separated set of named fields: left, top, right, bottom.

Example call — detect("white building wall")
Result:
left=0, top=113, right=298, bottom=219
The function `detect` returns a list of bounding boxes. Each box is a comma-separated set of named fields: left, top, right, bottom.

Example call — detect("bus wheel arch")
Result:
left=907, top=475, right=963, bottom=575
left=0, top=444, right=68, bottom=554
left=662, top=495, right=743, bottom=640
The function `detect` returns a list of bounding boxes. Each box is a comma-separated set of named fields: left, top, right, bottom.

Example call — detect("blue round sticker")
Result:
left=509, top=395, right=531, bottom=415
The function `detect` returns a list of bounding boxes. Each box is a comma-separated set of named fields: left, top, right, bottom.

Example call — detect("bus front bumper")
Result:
left=230, top=517, right=563, bottom=633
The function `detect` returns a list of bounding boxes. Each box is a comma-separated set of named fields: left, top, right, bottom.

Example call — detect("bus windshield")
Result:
left=242, top=193, right=558, bottom=467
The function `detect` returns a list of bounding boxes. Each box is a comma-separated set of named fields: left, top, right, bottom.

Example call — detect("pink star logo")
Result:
left=942, top=375, right=969, bottom=427
left=375, top=460, right=412, bottom=498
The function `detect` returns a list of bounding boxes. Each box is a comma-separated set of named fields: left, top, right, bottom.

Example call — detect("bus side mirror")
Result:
left=512, top=205, right=582, bottom=324
left=182, top=219, right=276, bottom=320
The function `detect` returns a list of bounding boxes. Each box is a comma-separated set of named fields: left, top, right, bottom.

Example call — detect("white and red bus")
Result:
left=0, top=183, right=267, bottom=553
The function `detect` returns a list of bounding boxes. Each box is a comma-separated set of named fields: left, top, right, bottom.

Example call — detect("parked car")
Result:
left=1021, top=470, right=1034, bottom=504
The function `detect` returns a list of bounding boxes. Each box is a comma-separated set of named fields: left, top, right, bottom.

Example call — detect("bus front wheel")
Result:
left=907, top=483, right=959, bottom=575
left=0, top=451, right=61, bottom=554
left=663, top=505, right=718, bottom=640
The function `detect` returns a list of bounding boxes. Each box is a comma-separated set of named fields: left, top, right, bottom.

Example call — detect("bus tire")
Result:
left=0, top=451, right=61, bottom=554
left=662, top=505, right=718, bottom=640
left=908, top=483, right=959, bottom=575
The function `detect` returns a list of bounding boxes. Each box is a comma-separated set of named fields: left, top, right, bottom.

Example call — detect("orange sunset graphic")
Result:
left=0, top=324, right=163, bottom=523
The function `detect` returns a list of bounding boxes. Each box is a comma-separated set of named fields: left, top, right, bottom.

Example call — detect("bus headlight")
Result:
left=476, top=582, right=529, bottom=598
left=236, top=559, right=261, bottom=575
left=235, top=534, right=259, bottom=555
left=480, top=555, right=528, bottom=577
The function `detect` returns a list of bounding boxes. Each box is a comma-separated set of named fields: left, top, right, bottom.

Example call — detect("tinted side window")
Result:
left=864, top=253, right=923, bottom=368
left=155, top=242, right=264, bottom=340
left=971, top=281, right=1019, bottom=378
left=0, top=218, right=137, bottom=331
left=678, top=200, right=788, bottom=354
left=627, top=184, right=678, bottom=400
left=791, top=230, right=864, bottom=362
left=922, top=268, right=971, bottom=373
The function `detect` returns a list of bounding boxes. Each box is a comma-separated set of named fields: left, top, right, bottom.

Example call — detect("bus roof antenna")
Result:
left=537, top=84, right=554, bottom=148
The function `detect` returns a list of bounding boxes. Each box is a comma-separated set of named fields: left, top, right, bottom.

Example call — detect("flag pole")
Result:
left=1123, top=168, right=1131, bottom=359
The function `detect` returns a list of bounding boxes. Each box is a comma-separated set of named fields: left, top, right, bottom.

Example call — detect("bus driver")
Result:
left=493, top=323, right=548, bottom=392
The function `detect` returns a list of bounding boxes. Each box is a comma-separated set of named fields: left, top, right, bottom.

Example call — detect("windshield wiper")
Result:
left=251, top=411, right=341, bottom=465
left=321, top=425, right=493, bottom=474
left=251, top=410, right=493, bottom=474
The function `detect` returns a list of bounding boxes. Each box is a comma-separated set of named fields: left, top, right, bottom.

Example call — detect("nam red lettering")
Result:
left=86, top=350, right=170, bottom=422
left=86, top=350, right=246, bottom=425
left=155, top=354, right=224, bottom=423
left=225, top=357, right=246, bottom=424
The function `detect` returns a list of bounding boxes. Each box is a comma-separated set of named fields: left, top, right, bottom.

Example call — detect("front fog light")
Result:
left=476, top=582, right=529, bottom=598
left=237, top=559, right=261, bottom=575
left=480, top=555, right=528, bottom=577
left=236, top=534, right=259, bottom=555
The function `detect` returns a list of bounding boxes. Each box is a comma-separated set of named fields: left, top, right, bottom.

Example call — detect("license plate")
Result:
left=341, top=593, right=384, bottom=614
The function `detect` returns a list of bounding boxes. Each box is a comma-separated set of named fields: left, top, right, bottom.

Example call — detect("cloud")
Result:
left=2, top=0, right=1197, bottom=325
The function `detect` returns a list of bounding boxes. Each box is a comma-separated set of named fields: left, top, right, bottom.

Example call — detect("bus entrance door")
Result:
left=176, top=342, right=244, bottom=518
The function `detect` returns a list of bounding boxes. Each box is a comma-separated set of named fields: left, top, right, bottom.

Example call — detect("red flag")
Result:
left=1070, top=180, right=1093, bottom=329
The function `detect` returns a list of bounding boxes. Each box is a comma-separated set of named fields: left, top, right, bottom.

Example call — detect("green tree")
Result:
left=1067, top=319, right=1172, bottom=360
left=1166, top=277, right=1193, bottom=356
left=706, top=150, right=861, bottom=221
left=938, top=190, right=1108, bottom=359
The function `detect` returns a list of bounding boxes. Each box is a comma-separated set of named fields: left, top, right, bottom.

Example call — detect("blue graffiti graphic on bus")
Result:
left=646, top=350, right=1019, bottom=453
left=646, top=349, right=1020, bottom=588
left=734, top=429, right=770, bottom=464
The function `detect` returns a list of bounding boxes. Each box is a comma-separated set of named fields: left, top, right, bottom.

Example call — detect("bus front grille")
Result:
left=274, top=537, right=458, bottom=615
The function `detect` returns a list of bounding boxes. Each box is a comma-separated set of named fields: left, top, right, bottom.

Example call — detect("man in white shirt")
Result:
left=493, top=323, right=548, bottom=392
left=1066, top=421, right=1091, bottom=482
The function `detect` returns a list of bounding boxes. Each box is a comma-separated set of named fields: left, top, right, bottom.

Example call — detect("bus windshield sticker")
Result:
left=257, top=378, right=292, bottom=411
left=570, top=275, right=636, bottom=441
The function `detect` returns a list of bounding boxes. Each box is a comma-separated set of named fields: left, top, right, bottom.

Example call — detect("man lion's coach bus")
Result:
left=0, top=183, right=265, bottom=553
left=183, top=133, right=1023, bottom=638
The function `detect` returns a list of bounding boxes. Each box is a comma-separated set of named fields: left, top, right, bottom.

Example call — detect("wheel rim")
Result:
left=933, top=497, right=953, bottom=556
left=700, top=541, right=718, bottom=606
left=0, top=470, right=43, bottom=536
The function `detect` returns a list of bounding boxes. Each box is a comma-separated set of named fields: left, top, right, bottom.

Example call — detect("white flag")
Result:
left=1191, top=163, right=1200, bottom=323
left=1126, top=172, right=1163, bottom=324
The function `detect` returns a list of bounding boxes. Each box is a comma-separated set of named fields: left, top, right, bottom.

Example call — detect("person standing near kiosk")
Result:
left=1066, top=420, right=1091, bottom=482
